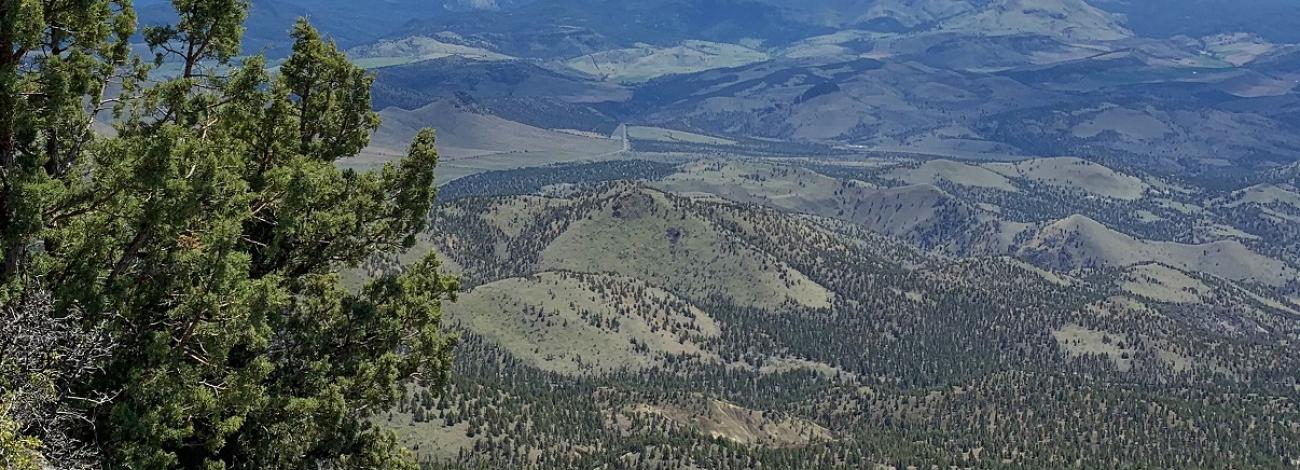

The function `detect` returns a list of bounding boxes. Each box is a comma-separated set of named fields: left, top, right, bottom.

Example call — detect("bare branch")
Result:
left=1, top=286, right=112, bottom=469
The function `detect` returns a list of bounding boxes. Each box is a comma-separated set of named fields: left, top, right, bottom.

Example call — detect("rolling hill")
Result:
left=762, top=0, right=1132, bottom=41
left=655, top=158, right=1300, bottom=287
left=447, top=271, right=720, bottom=374
left=564, top=40, right=770, bottom=83
left=360, top=98, right=623, bottom=180
left=369, top=98, right=620, bottom=157
left=1020, top=214, right=1295, bottom=285
left=391, top=0, right=819, bottom=59
left=390, top=158, right=1300, bottom=467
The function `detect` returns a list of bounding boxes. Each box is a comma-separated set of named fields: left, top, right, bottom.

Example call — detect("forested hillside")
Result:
left=358, top=160, right=1300, bottom=468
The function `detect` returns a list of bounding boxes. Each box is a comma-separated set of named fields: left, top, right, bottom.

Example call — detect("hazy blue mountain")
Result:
left=393, top=0, right=823, bottom=59
left=1093, top=0, right=1300, bottom=43
left=137, top=0, right=1300, bottom=59
left=370, top=57, right=626, bottom=134
left=137, top=0, right=446, bottom=55
left=766, top=0, right=1300, bottom=43
left=135, top=0, right=1300, bottom=171
left=442, top=0, right=538, bottom=10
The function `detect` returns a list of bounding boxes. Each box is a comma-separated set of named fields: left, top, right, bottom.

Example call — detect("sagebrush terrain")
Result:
left=349, top=154, right=1300, bottom=468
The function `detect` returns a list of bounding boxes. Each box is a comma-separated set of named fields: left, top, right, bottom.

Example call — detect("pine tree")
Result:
left=1, top=1, right=455, bottom=468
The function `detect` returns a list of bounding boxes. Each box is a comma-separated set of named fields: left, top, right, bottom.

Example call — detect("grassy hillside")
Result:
left=348, top=36, right=513, bottom=69
left=649, top=157, right=1300, bottom=296
left=565, top=41, right=770, bottom=83
left=431, top=182, right=837, bottom=309
left=985, top=157, right=1150, bottom=200
left=447, top=271, right=720, bottom=374
left=390, top=160, right=1300, bottom=468
left=1093, top=0, right=1300, bottom=43
left=1021, top=214, right=1296, bottom=285
left=355, top=98, right=626, bottom=180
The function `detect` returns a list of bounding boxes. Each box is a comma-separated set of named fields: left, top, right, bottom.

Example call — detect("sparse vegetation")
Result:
left=365, top=160, right=1300, bottom=469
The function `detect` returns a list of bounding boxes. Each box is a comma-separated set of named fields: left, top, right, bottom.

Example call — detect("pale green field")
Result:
left=889, top=159, right=1018, bottom=192
left=446, top=271, right=719, bottom=374
left=1052, top=324, right=1135, bottom=371
left=627, top=126, right=737, bottom=146
left=566, top=40, right=768, bottom=83
left=1118, top=263, right=1212, bottom=304
left=986, top=157, right=1150, bottom=201
left=624, top=397, right=832, bottom=447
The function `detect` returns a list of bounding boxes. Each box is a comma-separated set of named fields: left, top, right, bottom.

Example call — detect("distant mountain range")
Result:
left=134, top=0, right=1300, bottom=172
left=136, top=0, right=1300, bottom=54
left=270, top=0, right=1300, bottom=174
left=1094, top=0, right=1300, bottom=43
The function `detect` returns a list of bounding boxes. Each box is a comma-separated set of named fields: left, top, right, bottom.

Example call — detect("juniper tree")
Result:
left=1, top=1, right=456, bottom=468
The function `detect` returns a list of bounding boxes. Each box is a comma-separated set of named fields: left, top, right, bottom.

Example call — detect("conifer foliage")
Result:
left=1, top=1, right=456, bottom=467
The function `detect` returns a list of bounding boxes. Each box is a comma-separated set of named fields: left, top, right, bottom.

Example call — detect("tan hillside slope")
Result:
left=859, top=0, right=977, bottom=29
left=347, top=36, right=513, bottom=68
left=939, top=0, right=1132, bottom=41
left=447, top=271, right=719, bottom=375
left=844, top=183, right=962, bottom=236
left=657, top=160, right=954, bottom=237
left=655, top=160, right=1294, bottom=288
left=782, top=0, right=1131, bottom=41
left=566, top=41, right=769, bottom=83
left=623, top=397, right=831, bottom=448
left=480, top=195, right=574, bottom=238
left=1117, top=263, right=1215, bottom=304
left=889, top=157, right=1151, bottom=200
left=363, top=98, right=621, bottom=162
left=654, top=159, right=874, bottom=215
left=1214, top=184, right=1300, bottom=225
left=889, top=159, right=1019, bottom=192
left=987, top=157, right=1150, bottom=200
left=628, top=126, right=738, bottom=146
left=1218, top=184, right=1300, bottom=209
left=1272, top=161, right=1300, bottom=181
left=1021, top=215, right=1295, bottom=285
left=656, top=160, right=1025, bottom=254
left=539, top=186, right=834, bottom=310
